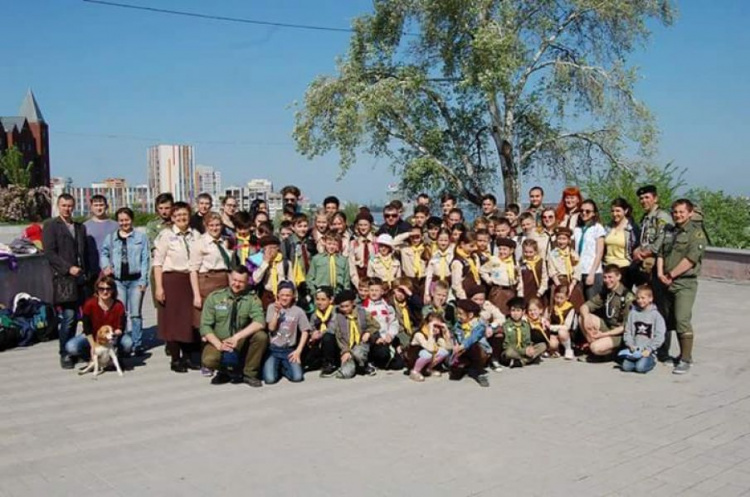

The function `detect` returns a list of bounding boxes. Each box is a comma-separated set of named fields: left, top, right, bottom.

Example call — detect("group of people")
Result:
left=41, top=182, right=707, bottom=388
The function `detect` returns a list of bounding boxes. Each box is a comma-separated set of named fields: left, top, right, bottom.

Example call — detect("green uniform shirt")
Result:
left=199, top=287, right=265, bottom=340
left=639, top=207, right=673, bottom=255
left=146, top=219, right=170, bottom=249
left=584, top=283, right=635, bottom=329
left=661, top=219, right=707, bottom=278
left=306, top=253, right=351, bottom=295
left=502, top=319, right=532, bottom=353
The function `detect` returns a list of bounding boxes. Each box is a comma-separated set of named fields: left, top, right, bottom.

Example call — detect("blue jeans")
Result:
left=115, top=280, right=145, bottom=349
left=262, top=346, right=304, bottom=384
left=58, top=304, right=79, bottom=357
left=622, top=355, right=656, bottom=374
left=65, top=333, right=133, bottom=359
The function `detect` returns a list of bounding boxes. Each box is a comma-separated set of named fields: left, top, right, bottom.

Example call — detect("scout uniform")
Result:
left=348, top=232, right=375, bottom=287
left=479, top=242, right=519, bottom=315
left=423, top=247, right=453, bottom=301
left=659, top=213, right=707, bottom=366
left=501, top=318, right=545, bottom=366
left=400, top=242, right=430, bottom=297
left=329, top=300, right=380, bottom=379
left=518, top=254, right=549, bottom=302
left=450, top=248, right=482, bottom=300
left=367, top=254, right=401, bottom=287
left=306, top=251, right=351, bottom=297
left=583, top=283, right=635, bottom=334
left=547, top=229, right=585, bottom=308
left=252, top=237, right=293, bottom=310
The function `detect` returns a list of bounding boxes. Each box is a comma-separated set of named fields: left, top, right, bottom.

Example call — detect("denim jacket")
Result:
left=100, top=230, right=150, bottom=287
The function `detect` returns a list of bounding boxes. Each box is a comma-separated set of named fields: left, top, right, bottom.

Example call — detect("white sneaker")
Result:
left=564, top=349, right=574, bottom=360
left=490, top=360, right=504, bottom=372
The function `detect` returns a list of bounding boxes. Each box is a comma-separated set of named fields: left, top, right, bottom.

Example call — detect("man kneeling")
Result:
left=578, top=264, right=635, bottom=359
left=200, top=266, right=269, bottom=387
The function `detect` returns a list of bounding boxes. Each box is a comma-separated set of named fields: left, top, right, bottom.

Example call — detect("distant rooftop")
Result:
left=18, top=89, right=44, bottom=123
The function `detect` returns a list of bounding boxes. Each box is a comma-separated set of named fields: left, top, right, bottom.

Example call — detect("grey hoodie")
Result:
left=623, top=303, right=666, bottom=353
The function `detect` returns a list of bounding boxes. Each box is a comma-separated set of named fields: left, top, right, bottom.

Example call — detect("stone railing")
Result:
left=702, top=247, right=750, bottom=282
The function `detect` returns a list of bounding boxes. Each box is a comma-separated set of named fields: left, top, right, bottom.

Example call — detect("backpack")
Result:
left=0, top=309, right=21, bottom=352
left=12, top=293, right=59, bottom=345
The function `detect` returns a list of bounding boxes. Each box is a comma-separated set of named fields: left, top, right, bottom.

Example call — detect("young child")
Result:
left=307, top=232, right=351, bottom=297
left=547, top=227, right=585, bottom=309
left=409, top=313, right=452, bottom=382
left=263, top=282, right=311, bottom=384
left=283, top=213, right=317, bottom=314
left=232, top=211, right=254, bottom=266
left=367, top=234, right=402, bottom=288
left=362, top=277, right=402, bottom=370
left=518, top=238, right=549, bottom=303
left=305, top=286, right=338, bottom=375
left=504, top=203, right=521, bottom=234
left=475, top=228, right=493, bottom=266
left=480, top=237, right=519, bottom=315
left=424, top=228, right=453, bottom=303
left=252, top=235, right=292, bottom=310
left=467, top=285, right=505, bottom=372
left=329, top=290, right=379, bottom=379
left=348, top=212, right=376, bottom=289
left=620, top=285, right=666, bottom=374
left=400, top=225, right=429, bottom=297
left=450, top=223, right=466, bottom=244
left=279, top=220, right=294, bottom=240
left=422, top=280, right=456, bottom=328
left=450, top=299, right=491, bottom=387
left=526, top=297, right=553, bottom=355
left=356, top=277, right=370, bottom=304
left=501, top=297, right=546, bottom=367
left=549, top=285, right=577, bottom=360
left=424, top=216, right=443, bottom=252
left=391, top=277, right=423, bottom=355
left=492, top=218, right=514, bottom=249
left=451, top=232, right=482, bottom=300
left=312, top=210, right=330, bottom=254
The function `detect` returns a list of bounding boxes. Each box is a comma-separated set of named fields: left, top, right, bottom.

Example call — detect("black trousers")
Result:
left=369, top=340, right=406, bottom=370
left=304, top=333, right=341, bottom=370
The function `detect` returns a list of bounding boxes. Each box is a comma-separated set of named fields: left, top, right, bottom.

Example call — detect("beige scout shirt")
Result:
left=547, top=247, right=582, bottom=282
left=367, top=255, right=402, bottom=285
left=189, top=233, right=231, bottom=273
left=400, top=244, right=429, bottom=279
left=348, top=234, right=375, bottom=285
left=423, top=248, right=453, bottom=300
left=252, top=258, right=292, bottom=294
left=153, top=226, right=199, bottom=273
left=479, top=255, right=519, bottom=287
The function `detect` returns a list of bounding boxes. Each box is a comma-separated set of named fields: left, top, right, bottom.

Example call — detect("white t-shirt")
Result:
left=573, top=223, right=606, bottom=275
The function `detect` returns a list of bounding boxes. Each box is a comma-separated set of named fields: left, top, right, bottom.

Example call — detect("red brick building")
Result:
left=0, top=90, right=50, bottom=187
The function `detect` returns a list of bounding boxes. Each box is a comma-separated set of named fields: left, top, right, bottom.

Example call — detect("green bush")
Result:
left=686, top=188, right=750, bottom=249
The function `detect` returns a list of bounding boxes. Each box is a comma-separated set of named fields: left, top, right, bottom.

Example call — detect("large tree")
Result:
left=293, top=0, right=673, bottom=206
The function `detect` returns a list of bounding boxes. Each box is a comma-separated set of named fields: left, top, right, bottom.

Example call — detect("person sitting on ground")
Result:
left=422, top=279, right=456, bottom=328
left=329, top=290, right=379, bottom=379
left=199, top=265, right=269, bottom=387
left=578, top=264, right=635, bottom=360
left=263, top=282, right=311, bottom=385
left=466, top=285, right=504, bottom=372
left=409, top=313, right=452, bottom=382
left=305, top=286, right=338, bottom=375
left=620, top=285, right=665, bottom=374
left=500, top=297, right=546, bottom=368
left=363, top=278, right=401, bottom=370
left=449, top=299, right=491, bottom=387
left=548, top=285, right=577, bottom=360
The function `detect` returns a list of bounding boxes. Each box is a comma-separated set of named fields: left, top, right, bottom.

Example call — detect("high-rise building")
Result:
left=62, top=178, right=153, bottom=217
left=223, top=179, right=283, bottom=218
left=147, top=144, right=195, bottom=204
left=195, top=165, right=222, bottom=202
left=0, top=89, right=50, bottom=187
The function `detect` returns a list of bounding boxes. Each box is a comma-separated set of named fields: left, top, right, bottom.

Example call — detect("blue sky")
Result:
left=2, top=0, right=748, bottom=204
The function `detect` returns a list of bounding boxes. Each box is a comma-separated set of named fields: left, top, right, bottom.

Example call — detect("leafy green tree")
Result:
left=294, top=0, right=673, bottom=206
left=0, top=145, right=33, bottom=188
left=686, top=188, right=750, bottom=249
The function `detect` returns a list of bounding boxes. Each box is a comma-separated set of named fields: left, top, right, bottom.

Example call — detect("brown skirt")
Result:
left=158, top=272, right=195, bottom=343
left=488, top=286, right=516, bottom=316
left=192, top=271, right=229, bottom=328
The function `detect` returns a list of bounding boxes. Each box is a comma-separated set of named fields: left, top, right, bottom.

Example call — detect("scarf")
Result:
left=396, top=300, right=412, bottom=334
left=501, top=256, right=516, bottom=283
left=436, top=249, right=451, bottom=280
left=430, top=240, right=438, bottom=253
left=378, top=255, right=395, bottom=284
left=553, top=301, right=574, bottom=325
left=523, top=256, right=541, bottom=288
left=412, top=244, right=425, bottom=278
left=460, top=318, right=478, bottom=339
left=235, top=235, right=251, bottom=265
left=558, top=248, right=573, bottom=280
left=213, top=238, right=231, bottom=269
left=177, top=230, right=191, bottom=258
left=455, top=248, right=479, bottom=284
left=528, top=316, right=549, bottom=344
left=508, top=320, right=524, bottom=348
left=347, top=314, right=360, bottom=348
left=315, top=305, right=333, bottom=331
left=269, top=253, right=284, bottom=296
left=328, top=255, right=338, bottom=287
left=420, top=324, right=437, bottom=354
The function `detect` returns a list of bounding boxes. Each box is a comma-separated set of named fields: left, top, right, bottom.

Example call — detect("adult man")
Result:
left=199, top=266, right=269, bottom=387
left=190, top=192, right=213, bottom=233
left=633, top=185, right=673, bottom=282
left=411, top=205, right=430, bottom=229
left=445, top=208, right=464, bottom=230
left=526, top=186, right=545, bottom=225
left=579, top=264, right=635, bottom=359
left=145, top=192, right=174, bottom=248
left=280, top=185, right=302, bottom=214
left=376, top=203, right=411, bottom=237
left=417, top=193, right=431, bottom=208
left=440, top=193, right=457, bottom=223
left=84, top=194, right=118, bottom=277
left=480, top=194, right=500, bottom=220
left=657, top=199, right=707, bottom=375
left=323, top=196, right=340, bottom=217
left=43, top=194, right=91, bottom=369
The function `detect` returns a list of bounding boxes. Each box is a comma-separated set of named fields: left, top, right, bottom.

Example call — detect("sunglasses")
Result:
left=384, top=214, right=398, bottom=219
left=580, top=209, right=595, bottom=214
left=97, top=287, right=113, bottom=292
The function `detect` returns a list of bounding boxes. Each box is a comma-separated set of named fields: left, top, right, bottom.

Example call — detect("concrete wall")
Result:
left=702, top=247, right=750, bottom=282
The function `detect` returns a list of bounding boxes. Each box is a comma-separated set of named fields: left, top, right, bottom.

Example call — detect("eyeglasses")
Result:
left=97, top=287, right=113, bottom=293
left=580, top=209, right=595, bottom=214
left=384, top=214, right=398, bottom=219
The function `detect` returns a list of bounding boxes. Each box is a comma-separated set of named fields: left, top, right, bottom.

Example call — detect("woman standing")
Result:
left=153, top=202, right=199, bottom=373
left=536, top=208, right=558, bottom=259
left=573, top=200, right=606, bottom=300
left=220, top=195, right=238, bottom=243
left=189, top=213, right=231, bottom=329
left=100, top=207, right=150, bottom=356
left=604, top=198, right=640, bottom=287
left=556, top=187, right=584, bottom=230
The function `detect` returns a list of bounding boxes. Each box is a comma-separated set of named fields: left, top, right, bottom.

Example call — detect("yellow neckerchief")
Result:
left=378, top=255, right=394, bottom=283
left=315, top=305, right=333, bottom=331
left=430, top=240, right=438, bottom=253
left=347, top=314, right=360, bottom=348
left=293, top=254, right=306, bottom=286
left=436, top=248, right=451, bottom=280
left=395, top=299, right=412, bottom=334
left=500, top=256, right=516, bottom=282
left=455, top=248, right=479, bottom=283
left=558, top=248, right=573, bottom=280
left=236, top=235, right=251, bottom=265
left=508, top=320, right=524, bottom=348
left=553, top=301, right=574, bottom=325
left=269, top=253, right=284, bottom=296
left=528, top=316, right=549, bottom=343
left=412, top=243, right=425, bottom=278
left=460, top=318, right=478, bottom=339
left=523, top=255, right=541, bottom=287
left=328, top=254, right=337, bottom=286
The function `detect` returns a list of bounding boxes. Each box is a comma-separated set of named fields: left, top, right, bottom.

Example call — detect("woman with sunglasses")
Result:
left=100, top=207, right=150, bottom=356
left=573, top=200, right=606, bottom=300
left=64, top=275, right=129, bottom=363
left=536, top=208, right=558, bottom=259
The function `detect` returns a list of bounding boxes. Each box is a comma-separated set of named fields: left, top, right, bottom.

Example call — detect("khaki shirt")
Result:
left=639, top=207, right=673, bottom=256
left=252, top=258, right=292, bottom=294
left=153, top=226, right=198, bottom=273
left=661, top=219, right=707, bottom=278
left=348, top=234, right=375, bottom=284
left=479, top=256, right=519, bottom=287
left=367, top=255, right=402, bottom=285
left=189, top=233, right=231, bottom=273
left=547, top=247, right=582, bottom=282
left=423, top=248, right=453, bottom=300
left=584, top=283, right=635, bottom=329
left=400, top=244, right=429, bottom=279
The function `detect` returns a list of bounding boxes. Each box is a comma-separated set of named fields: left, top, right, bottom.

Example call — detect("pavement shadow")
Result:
left=141, top=326, right=163, bottom=352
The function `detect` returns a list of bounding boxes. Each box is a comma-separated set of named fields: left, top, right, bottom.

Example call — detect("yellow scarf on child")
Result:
left=501, top=256, right=516, bottom=283
left=412, top=244, right=425, bottom=278
left=436, top=249, right=451, bottom=280
left=236, top=235, right=251, bottom=265
left=508, top=321, right=524, bottom=348
left=396, top=300, right=412, bottom=334
left=328, top=255, right=337, bottom=287
left=528, top=316, right=549, bottom=344
left=269, top=253, right=284, bottom=296
left=558, top=248, right=574, bottom=280
left=523, top=256, right=541, bottom=287
left=455, top=248, right=479, bottom=284
left=315, top=306, right=333, bottom=331
left=460, top=318, right=477, bottom=339
left=378, top=255, right=395, bottom=284
left=553, top=301, right=574, bottom=325
left=347, top=314, right=360, bottom=348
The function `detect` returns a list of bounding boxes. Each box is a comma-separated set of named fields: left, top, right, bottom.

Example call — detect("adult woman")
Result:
left=189, top=212, right=231, bottom=329
left=573, top=200, right=606, bottom=300
left=153, top=201, right=199, bottom=373
left=604, top=198, right=640, bottom=286
left=536, top=208, right=558, bottom=258
left=253, top=210, right=270, bottom=230
left=65, top=275, right=129, bottom=360
left=100, top=207, right=150, bottom=356
left=330, top=211, right=352, bottom=256
left=220, top=195, right=238, bottom=242
left=556, top=187, right=584, bottom=230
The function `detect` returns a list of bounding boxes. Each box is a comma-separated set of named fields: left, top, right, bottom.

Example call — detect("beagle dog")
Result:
left=78, top=326, right=123, bottom=379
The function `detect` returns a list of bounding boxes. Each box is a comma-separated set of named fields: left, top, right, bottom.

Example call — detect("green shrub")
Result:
left=686, top=188, right=750, bottom=249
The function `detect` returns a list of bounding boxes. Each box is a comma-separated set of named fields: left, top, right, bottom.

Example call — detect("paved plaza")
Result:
left=1, top=279, right=749, bottom=496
